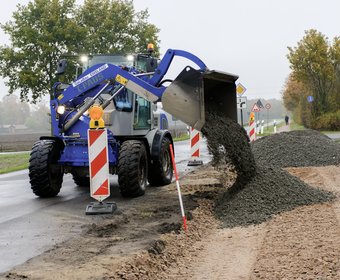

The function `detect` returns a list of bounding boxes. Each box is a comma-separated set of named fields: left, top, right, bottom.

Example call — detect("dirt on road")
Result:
left=2, top=129, right=340, bottom=280
left=3, top=164, right=339, bottom=280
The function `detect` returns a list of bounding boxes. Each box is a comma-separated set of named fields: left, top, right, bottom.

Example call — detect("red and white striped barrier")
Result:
left=88, top=128, right=110, bottom=202
left=248, top=111, right=256, bottom=142
left=249, top=121, right=256, bottom=142
left=188, top=127, right=203, bottom=166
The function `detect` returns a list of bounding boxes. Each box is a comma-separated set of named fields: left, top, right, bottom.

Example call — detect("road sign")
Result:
left=237, top=97, right=247, bottom=104
left=265, top=103, right=271, bottom=110
left=307, top=95, right=314, bottom=103
left=237, top=96, right=247, bottom=109
left=256, top=99, right=264, bottom=108
left=251, top=103, right=261, bottom=112
left=236, top=83, right=247, bottom=96
left=237, top=102, right=247, bottom=109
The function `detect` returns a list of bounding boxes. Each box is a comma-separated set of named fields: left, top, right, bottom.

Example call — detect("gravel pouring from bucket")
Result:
left=162, top=66, right=238, bottom=131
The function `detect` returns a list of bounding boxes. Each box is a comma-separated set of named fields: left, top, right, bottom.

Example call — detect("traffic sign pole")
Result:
left=237, top=96, right=247, bottom=127
left=240, top=109, right=244, bottom=127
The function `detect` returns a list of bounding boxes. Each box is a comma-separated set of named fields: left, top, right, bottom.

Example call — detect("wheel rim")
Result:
left=162, top=150, right=171, bottom=178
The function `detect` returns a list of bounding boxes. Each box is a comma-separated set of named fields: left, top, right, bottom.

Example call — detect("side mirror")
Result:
left=56, top=59, right=68, bottom=75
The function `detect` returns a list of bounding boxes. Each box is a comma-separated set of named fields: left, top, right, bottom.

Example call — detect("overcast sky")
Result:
left=0, top=0, right=339, bottom=101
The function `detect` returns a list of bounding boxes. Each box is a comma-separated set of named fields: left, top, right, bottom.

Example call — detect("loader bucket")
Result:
left=162, top=66, right=238, bottom=131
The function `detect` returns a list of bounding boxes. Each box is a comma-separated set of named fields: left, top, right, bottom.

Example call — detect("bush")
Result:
left=312, top=110, right=340, bottom=130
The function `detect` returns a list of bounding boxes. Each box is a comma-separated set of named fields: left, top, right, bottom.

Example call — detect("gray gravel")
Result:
left=252, top=130, right=340, bottom=168
left=214, top=166, right=335, bottom=228
left=204, top=126, right=337, bottom=228
left=202, top=112, right=256, bottom=192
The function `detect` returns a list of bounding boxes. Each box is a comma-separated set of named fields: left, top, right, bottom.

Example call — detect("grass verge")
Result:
left=0, top=152, right=30, bottom=174
left=173, top=134, right=190, bottom=142
left=289, top=122, right=305, bottom=131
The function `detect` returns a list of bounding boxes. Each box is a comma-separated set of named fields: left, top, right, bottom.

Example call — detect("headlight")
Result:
left=57, top=105, right=66, bottom=115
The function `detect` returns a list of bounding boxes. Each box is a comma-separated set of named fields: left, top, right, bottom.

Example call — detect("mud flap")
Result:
left=162, top=66, right=238, bottom=131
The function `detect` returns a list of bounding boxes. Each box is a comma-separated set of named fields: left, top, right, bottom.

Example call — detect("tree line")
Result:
left=0, top=0, right=159, bottom=103
left=283, top=29, right=340, bottom=130
left=0, top=95, right=50, bottom=132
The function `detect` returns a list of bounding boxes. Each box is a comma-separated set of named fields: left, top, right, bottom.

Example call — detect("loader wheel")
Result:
left=148, top=137, right=173, bottom=186
left=29, top=140, right=63, bottom=197
left=72, top=175, right=90, bottom=187
left=118, top=140, right=148, bottom=197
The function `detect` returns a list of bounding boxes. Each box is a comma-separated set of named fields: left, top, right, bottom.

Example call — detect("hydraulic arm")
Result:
left=55, top=48, right=239, bottom=132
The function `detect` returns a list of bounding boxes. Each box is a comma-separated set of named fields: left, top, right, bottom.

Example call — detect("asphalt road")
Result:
left=0, top=139, right=210, bottom=273
left=324, top=132, right=340, bottom=141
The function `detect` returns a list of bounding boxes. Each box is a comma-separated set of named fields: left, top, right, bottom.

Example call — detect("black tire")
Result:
left=148, top=137, right=173, bottom=186
left=118, top=140, right=148, bottom=197
left=29, top=140, right=63, bottom=197
left=72, top=174, right=90, bottom=187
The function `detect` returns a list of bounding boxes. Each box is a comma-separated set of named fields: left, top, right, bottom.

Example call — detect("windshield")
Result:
left=82, top=55, right=133, bottom=72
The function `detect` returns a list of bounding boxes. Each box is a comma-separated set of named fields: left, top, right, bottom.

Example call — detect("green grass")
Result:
left=0, top=152, right=30, bottom=174
left=255, top=119, right=303, bottom=137
left=173, top=134, right=190, bottom=142
left=289, top=122, right=305, bottom=131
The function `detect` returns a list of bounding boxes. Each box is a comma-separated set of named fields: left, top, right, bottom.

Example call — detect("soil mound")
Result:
left=252, top=130, right=340, bottom=168
left=215, top=166, right=335, bottom=228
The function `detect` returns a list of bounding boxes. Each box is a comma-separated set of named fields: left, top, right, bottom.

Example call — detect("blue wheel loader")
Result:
left=28, top=46, right=238, bottom=198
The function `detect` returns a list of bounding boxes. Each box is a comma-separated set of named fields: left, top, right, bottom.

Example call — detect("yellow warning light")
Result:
left=147, top=43, right=154, bottom=52
left=249, top=112, right=255, bottom=123
left=89, top=105, right=105, bottom=129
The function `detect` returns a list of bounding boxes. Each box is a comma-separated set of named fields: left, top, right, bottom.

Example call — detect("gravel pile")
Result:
left=201, top=114, right=336, bottom=228
left=202, top=111, right=256, bottom=191
left=252, top=130, right=340, bottom=168
left=214, top=166, right=335, bottom=228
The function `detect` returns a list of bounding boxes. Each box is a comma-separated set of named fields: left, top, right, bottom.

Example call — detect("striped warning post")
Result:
left=248, top=112, right=256, bottom=142
left=187, top=127, right=203, bottom=166
left=88, top=128, right=110, bottom=202
left=248, top=120, right=256, bottom=142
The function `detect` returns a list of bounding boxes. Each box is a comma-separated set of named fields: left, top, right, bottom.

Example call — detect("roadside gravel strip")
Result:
left=215, top=166, right=335, bottom=227
left=204, top=123, right=337, bottom=228
left=252, top=130, right=340, bottom=168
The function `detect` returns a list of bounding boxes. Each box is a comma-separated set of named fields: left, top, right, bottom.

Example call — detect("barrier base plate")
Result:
left=187, top=159, right=203, bottom=166
left=85, top=201, right=117, bottom=215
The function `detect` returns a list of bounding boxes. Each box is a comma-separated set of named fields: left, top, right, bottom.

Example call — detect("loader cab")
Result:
left=81, top=54, right=134, bottom=72
left=134, top=54, right=158, bottom=72
left=81, top=54, right=158, bottom=73
left=79, top=54, right=158, bottom=136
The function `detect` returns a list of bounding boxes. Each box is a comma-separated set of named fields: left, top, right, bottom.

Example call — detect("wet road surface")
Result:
left=0, top=139, right=210, bottom=273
